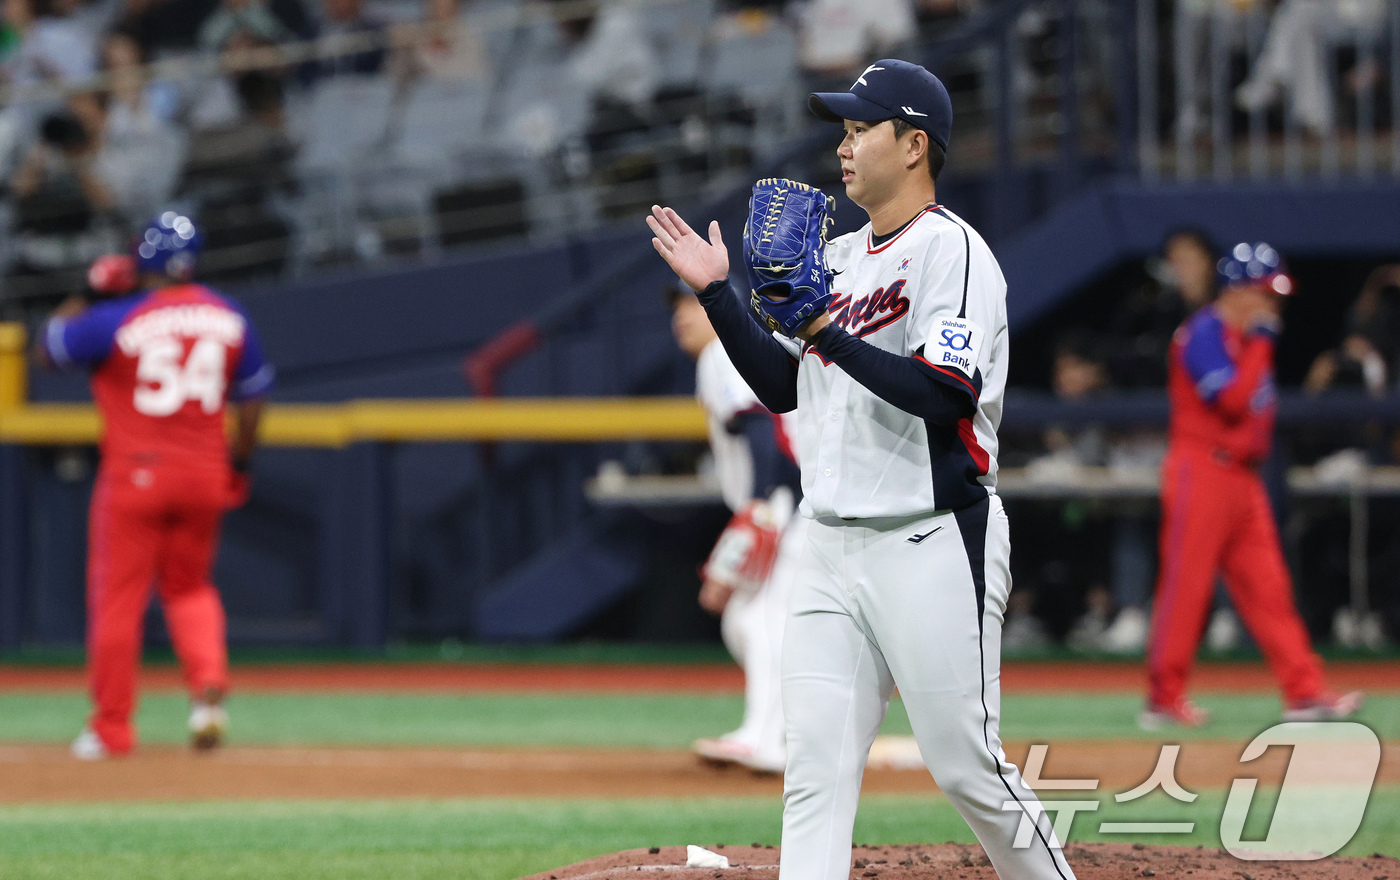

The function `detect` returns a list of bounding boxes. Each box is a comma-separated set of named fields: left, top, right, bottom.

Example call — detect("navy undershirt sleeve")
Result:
left=729, top=411, right=799, bottom=500
left=811, top=324, right=974, bottom=426
left=695, top=280, right=799, bottom=413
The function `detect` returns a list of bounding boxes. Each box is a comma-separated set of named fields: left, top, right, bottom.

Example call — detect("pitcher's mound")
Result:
left=518, top=842, right=1398, bottom=879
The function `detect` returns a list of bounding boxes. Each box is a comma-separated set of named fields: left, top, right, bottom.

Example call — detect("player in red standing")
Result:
left=35, top=213, right=274, bottom=758
left=1142, top=242, right=1363, bottom=728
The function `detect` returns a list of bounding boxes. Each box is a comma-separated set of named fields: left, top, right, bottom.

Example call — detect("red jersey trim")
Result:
left=867, top=206, right=941, bottom=254
left=957, top=418, right=991, bottom=475
left=913, top=355, right=978, bottom=398
left=771, top=412, right=796, bottom=464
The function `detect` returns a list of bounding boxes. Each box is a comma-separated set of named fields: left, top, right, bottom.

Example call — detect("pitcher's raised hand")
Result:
left=648, top=205, right=730, bottom=292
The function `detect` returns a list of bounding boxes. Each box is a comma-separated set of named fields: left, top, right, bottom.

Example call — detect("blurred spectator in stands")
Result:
left=7, top=94, right=121, bottom=284
left=915, top=0, right=976, bottom=43
left=179, top=68, right=293, bottom=280
left=180, top=68, right=292, bottom=200
left=198, top=0, right=296, bottom=52
left=113, top=0, right=210, bottom=57
left=1305, top=265, right=1400, bottom=398
left=1170, top=0, right=1253, bottom=141
left=314, top=0, right=386, bottom=78
left=1005, top=330, right=1111, bottom=650
left=394, top=0, right=489, bottom=84
left=1107, top=229, right=1217, bottom=389
left=0, top=12, right=18, bottom=65
left=797, top=0, right=915, bottom=91
left=10, top=95, right=113, bottom=219
left=94, top=31, right=186, bottom=219
left=557, top=0, right=657, bottom=108
left=502, top=0, right=657, bottom=161
left=1295, top=266, right=1400, bottom=650
left=3, top=0, right=99, bottom=90
left=1235, top=0, right=1387, bottom=135
left=1034, top=330, right=1110, bottom=472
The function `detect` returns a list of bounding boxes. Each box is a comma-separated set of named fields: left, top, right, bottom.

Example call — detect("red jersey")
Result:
left=1166, top=305, right=1276, bottom=465
left=42, top=284, right=274, bottom=470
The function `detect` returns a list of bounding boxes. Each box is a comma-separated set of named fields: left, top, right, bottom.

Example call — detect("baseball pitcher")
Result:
left=650, top=59, right=1076, bottom=880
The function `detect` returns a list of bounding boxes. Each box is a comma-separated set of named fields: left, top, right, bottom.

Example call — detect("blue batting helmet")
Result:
left=134, top=212, right=203, bottom=280
left=1217, top=241, right=1295, bottom=295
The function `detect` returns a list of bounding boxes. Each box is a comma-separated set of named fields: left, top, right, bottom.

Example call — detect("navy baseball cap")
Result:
left=809, top=59, right=953, bottom=151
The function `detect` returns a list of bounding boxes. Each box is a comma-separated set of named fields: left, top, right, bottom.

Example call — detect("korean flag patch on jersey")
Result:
left=932, top=316, right=981, bottom=381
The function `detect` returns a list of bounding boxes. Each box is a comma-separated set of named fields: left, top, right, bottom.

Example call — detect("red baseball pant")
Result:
left=87, top=461, right=230, bottom=754
left=1148, top=446, right=1324, bottom=708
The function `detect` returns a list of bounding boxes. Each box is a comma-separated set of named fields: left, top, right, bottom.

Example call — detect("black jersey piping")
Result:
left=932, top=207, right=972, bottom=319
left=955, top=499, right=1073, bottom=880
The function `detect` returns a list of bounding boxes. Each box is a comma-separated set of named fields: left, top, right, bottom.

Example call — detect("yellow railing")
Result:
left=0, top=323, right=708, bottom=447
left=0, top=321, right=26, bottom=411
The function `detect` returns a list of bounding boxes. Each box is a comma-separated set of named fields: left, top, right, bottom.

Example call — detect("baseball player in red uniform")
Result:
left=1143, top=242, right=1363, bottom=728
left=35, top=213, right=274, bottom=759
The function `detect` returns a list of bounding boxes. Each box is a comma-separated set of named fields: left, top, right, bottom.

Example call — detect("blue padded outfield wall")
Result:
left=2, top=181, right=1399, bottom=648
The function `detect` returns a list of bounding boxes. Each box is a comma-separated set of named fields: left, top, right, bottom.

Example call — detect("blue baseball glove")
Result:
left=743, top=178, right=834, bottom=337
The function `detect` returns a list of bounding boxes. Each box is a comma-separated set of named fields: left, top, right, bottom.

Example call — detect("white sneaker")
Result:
left=1102, top=607, right=1149, bottom=654
left=1205, top=608, right=1241, bottom=653
left=188, top=703, right=229, bottom=751
left=71, top=728, right=108, bottom=761
left=1001, top=615, right=1049, bottom=652
left=1067, top=610, right=1109, bottom=651
left=692, top=737, right=785, bottom=774
left=1281, top=690, right=1365, bottom=722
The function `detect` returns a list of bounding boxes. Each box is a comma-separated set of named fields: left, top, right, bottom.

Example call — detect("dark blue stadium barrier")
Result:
left=1002, top=181, right=1400, bottom=331
left=1001, top=389, right=1400, bottom=430
left=472, top=512, right=648, bottom=641
left=0, top=445, right=25, bottom=649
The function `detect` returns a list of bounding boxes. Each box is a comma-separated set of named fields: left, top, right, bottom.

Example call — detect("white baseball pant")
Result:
left=779, top=494, right=1076, bottom=880
left=720, top=517, right=808, bottom=766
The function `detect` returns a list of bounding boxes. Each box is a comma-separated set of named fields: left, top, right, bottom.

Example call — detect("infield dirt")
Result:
left=0, top=739, right=1394, bottom=801
left=517, top=843, right=1399, bottom=880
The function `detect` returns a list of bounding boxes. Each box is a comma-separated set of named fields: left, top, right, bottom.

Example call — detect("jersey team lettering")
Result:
left=116, top=304, right=245, bottom=356
left=932, top=316, right=980, bottom=377
left=828, top=279, right=910, bottom=337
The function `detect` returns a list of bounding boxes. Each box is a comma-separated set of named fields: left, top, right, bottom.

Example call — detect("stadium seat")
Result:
left=644, top=0, right=715, bottom=88
left=295, top=75, right=397, bottom=174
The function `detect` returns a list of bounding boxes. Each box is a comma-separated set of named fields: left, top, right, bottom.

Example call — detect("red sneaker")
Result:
left=1282, top=690, right=1365, bottom=722
left=1138, top=698, right=1210, bottom=730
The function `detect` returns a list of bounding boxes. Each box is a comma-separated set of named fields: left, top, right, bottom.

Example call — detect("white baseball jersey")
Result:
left=696, top=338, right=798, bottom=513
left=774, top=205, right=1008, bottom=520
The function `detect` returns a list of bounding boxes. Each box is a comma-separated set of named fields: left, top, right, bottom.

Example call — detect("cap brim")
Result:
left=808, top=92, right=895, bottom=124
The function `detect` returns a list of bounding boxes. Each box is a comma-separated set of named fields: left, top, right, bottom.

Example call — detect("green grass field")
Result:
left=0, top=790, right=1397, bottom=880
left=0, top=690, right=1396, bottom=746
left=0, top=683, right=1395, bottom=879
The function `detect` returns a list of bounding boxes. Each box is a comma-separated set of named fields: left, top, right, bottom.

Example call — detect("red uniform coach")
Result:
left=36, top=213, right=273, bottom=758
left=1143, top=242, right=1362, bottom=728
